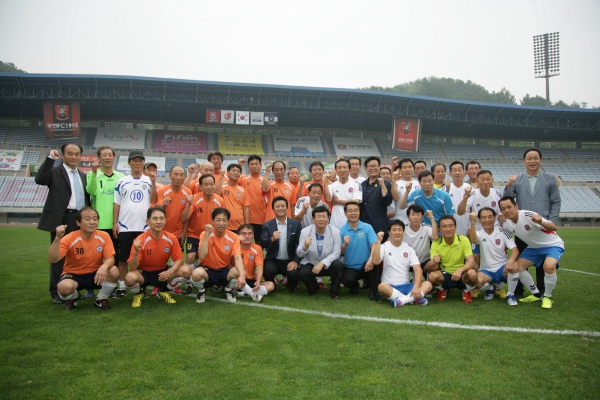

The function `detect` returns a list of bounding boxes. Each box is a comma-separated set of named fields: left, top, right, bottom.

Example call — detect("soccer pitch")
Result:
left=1, top=227, right=599, bottom=399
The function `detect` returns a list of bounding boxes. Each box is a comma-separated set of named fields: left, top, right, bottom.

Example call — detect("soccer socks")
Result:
left=167, top=277, right=185, bottom=291
left=98, top=281, right=117, bottom=300
left=519, top=270, right=540, bottom=295
left=127, top=283, right=141, bottom=294
left=544, top=272, right=557, bottom=298
left=465, top=284, right=475, bottom=292
left=241, top=284, right=254, bottom=296
left=226, top=279, right=237, bottom=293
left=118, top=280, right=126, bottom=290
left=507, top=272, right=519, bottom=295
left=59, top=291, right=79, bottom=300
left=479, top=282, right=493, bottom=292
left=191, top=277, right=205, bottom=293
left=388, top=288, right=422, bottom=305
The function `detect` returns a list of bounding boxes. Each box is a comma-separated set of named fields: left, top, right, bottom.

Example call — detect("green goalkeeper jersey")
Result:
left=86, top=169, right=125, bottom=230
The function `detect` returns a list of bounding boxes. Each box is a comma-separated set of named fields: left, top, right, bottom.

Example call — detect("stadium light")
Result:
left=533, top=32, right=560, bottom=106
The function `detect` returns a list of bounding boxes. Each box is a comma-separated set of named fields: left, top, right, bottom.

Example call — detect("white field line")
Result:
left=560, top=268, right=600, bottom=277
left=202, top=297, right=600, bottom=337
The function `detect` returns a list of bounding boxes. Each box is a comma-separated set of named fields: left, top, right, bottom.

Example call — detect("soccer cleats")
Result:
left=462, top=290, right=473, bottom=303
left=436, top=289, right=448, bottom=301
left=64, top=292, right=80, bottom=310
left=196, top=292, right=206, bottom=304
left=484, top=289, right=495, bottom=301
left=506, top=294, right=518, bottom=306
left=541, top=296, right=553, bottom=309
left=94, top=298, right=111, bottom=311
left=251, top=292, right=263, bottom=303
left=225, top=291, right=237, bottom=303
left=495, top=288, right=507, bottom=299
left=519, top=294, right=542, bottom=303
left=132, top=293, right=144, bottom=308
left=413, top=297, right=429, bottom=306
left=158, top=291, right=176, bottom=304
left=389, top=299, right=404, bottom=308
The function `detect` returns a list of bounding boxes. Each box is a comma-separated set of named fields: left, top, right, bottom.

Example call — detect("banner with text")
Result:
left=78, top=154, right=98, bottom=174
left=116, top=156, right=166, bottom=176
left=217, top=133, right=264, bottom=155
left=272, top=135, right=325, bottom=156
left=392, top=117, right=420, bottom=152
left=251, top=112, right=264, bottom=125
left=331, top=137, right=380, bottom=157
left=43, top=101, right=81, bottom=139
left=153, top=130, right=208, bottom=153
left=93, top=128, right=147, bottom=150
left=206, top=109, right=220, bottom=123
left=0, top=150, right=24, bottom=171
left=221, top=110, right=235, bottom=124
left=264, top=112, right=278, bottom=126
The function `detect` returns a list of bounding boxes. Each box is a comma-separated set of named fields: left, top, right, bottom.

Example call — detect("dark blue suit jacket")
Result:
left=261, top=217, right=302, bottom=263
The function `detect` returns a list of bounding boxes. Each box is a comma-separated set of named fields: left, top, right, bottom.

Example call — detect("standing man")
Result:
left=215, top=164, right=248, bottom=232
left=339, top=202, right=381, bottom=301
left=240, top=155, right=267, bottom=244
left=152, top=166, right=192, bottom=246
left=36, top=144, right=90, bottom=304
left=465, top=161, right=481, bottom=188
left=348, top=157, right=365, bottom=184
left=184, top=161, right=215, bottom=195
left=446, top=161, right=471, bottom=236
left=262, top=161, right=295, bottom=221
left=261, top=197, right=302, bottom=293
left=431, top=163, right=447, bottom=190
left=85, top=146, right=124, bottom=299
left=329, top=158, right=362, bottom=229
left=287, top=166, right=302, bottom=207
left=113, top=151, right=153, bottom=298
left=392, top=158, right=420, bottom=225
left=208, top=151, right=225, bottom=178
left=360, top=156, right=393, bottom=239
left=503, top=148, right=561, bottom=295
left=414, top=161, right=427, bottom=179
left=400, top=171, right=454, bottom=225
left=403, top=205, right=438, bottom=273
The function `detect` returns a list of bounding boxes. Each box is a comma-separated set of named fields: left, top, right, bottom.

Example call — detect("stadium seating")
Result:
left=539, top=164, right=600, bottom=182
left=84, top=127, right=98, bottom=147
left=10, top=126, right=82, bottom=147
left=564, top=148, right=600, bottom=159
left=0, top=126, right=8, bottom=144
left=164, top=157, right=179, bottom=173
left=441, top=144, right=501, bottom=160
left=21, top=151, right=41, bottom=166
left=498, top=146, right=566, bottom=160
left=559, top=187, right=600, bottom=212
left=0, top=177, right=48, bottom=207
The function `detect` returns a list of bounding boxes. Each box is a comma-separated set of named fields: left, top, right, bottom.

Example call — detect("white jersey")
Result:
left=387, top=201, right=396, bottom=220
left=448, top=183, right=471, bottom=236
left=474, top=227, right=516, bottom=272
left=329, top=178, right=362, bottom=228
left=294, top=197, right=329, bottom=229
left=394, top=179, right=420, bottom=224
left=114, top=175, right=152, bottom=232
left=502, top=210, right=564, bottom=249
left=353, top=175, right=366, bottom=184
left=380, top=241, right=421, bottom=286
left=466, top=188, right=504, bottom=231
left=403, top=224, right=433, bottom=263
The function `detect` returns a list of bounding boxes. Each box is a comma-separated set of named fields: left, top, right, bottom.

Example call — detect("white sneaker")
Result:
left=250, top=292, right=263, bottom=303
left=225, top=292, right=237, bottom=302
left=195, top=292, right=205, bottom=304
left=235, top=291, right=247, bottom=298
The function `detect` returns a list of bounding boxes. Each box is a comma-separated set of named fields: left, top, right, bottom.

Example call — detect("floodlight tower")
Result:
left=533, top=32, right=560, bottom=106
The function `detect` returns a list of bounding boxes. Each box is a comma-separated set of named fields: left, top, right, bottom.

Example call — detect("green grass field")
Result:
left=1, top=226, right=599, bottom=399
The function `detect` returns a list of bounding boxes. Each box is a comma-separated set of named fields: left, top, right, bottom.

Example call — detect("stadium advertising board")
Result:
left=264, top=112, right=278, bottom=125
left=221, top=110, right=235, bottom=124
left=78, top=154, right=98, bottom=173
left=116, top=156, right=166, bottom=176
left=206, top=109, right=220, bottom=123
left=236, top=111, right=250, bottom=125
left=272, top=135, right=325, bottom=156
left=94, top=128, right=147, bottom=150
left=0, top=150, right=24, bottom=171
left=331, top=137, right=380, bottom=157
left=43, top=101, right=81, bottom=139
left=392, top=117, right=420, bottom=152
left=218, top=133, right=264, bottom=155
left=251, top=112, right=264, bottom=125
left=153, top=130, right=208, bottom=153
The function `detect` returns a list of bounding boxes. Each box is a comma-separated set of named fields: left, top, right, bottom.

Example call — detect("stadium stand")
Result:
left=559, top=186, right=600, bottom=213
left=479, top=164, right=521, bottom=182
left=84, top=127, right=97, bottom=147
left=165, top=157, right=179, bottom=172
left=21, top=151, right=41, bottom=167
left=564, top=148, right=600, bottom=159
left=540, top=164, right=600, bottom=182
left=442, top=144, right=501, bottom=160
left=10, top=126, right=81, bottom=147
left=498, top=146, right=566, bottom=160
left=0, top=177, right=48, bottom=207
left=0, top=125, right=8, bottom=144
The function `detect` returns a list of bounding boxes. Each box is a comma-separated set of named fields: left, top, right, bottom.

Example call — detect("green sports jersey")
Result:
left=430, top=234, right=473, bottom=274
left=86, top=170, right=125, bottom=229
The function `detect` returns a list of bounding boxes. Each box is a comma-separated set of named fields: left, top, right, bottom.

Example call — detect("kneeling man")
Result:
left=48, top=207, right=118, bottom=311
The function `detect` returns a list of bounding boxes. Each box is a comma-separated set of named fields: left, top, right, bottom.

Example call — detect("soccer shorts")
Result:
left=186, top=237, right=200, bottom=254
left=520, top=246, right=563, bottom=268
left=471, top=243, right=480, bottom=255
left=390, top=282, right=414, bottom=295
left=137, top=266, right=170, bottom=289
left=118, top=231, right=142, bottom=262
left=441, top=270, right=467, bottom=290
left=59, top=273, right=101, bottom=290
left=203, top=266, right=233, bottom=287
left=480, top=265, right=506, bottom=283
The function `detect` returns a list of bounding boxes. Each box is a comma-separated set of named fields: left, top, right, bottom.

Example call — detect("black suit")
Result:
left=261, top=217, right=302, bottom=292
left=35, top=157, right=90, bottom=299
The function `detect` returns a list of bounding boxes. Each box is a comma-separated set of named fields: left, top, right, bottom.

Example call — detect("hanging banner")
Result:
left=217, top=133, right=264, bottom=155
left=392, top=117, right=420, bottom=152
left=236, top=111, right=250, bottom=125
left=0, top=150, right=24, bottom=171
left=153, top=130, right=207, bottom=153
left=331, top=137, right=380, bottom=157
left=206, top=109, right=220, bottom=123
left=264, top=112, right=278, bottom=126
left=78, top=154, right=98, bottom=174
left=93, top=128, right=147, bottom=150
left=116, top=156, right=166, bottom=176
left=272, top=135, right=325, bottom=156
left=251, top=112, right=264, bottom=125
left=221, top=110, right=235, bottom=124
left=43, top=101, right=81, bottom=139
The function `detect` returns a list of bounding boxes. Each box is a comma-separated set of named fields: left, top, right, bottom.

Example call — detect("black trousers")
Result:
left=341, top=264, right=381, bottom=294
left=299, top=259, right=344, bottom=294
left=251, top=224, right=263, bottom=246
left=514, top=235, right=545, bottom=295
left=264, top=259, right=300, bottom=292
left=49, top=210, right=80, bottom=299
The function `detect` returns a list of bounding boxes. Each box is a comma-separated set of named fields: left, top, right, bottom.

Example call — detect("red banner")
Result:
left=43, top=101, right=81, bottom=139
left=153, top=130, right=208, bottom=153
left=206, top=109, right=220, bottom=123
left=392, top=117, right=420, bottom=152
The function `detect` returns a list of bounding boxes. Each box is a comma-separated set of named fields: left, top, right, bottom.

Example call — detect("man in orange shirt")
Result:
left=215, top=163, right=248, bottom=232
left=189, top=208, right=246, bottom=303
left=125, top=206, right=192, bottom=307
left=262, top=161, right=295, bottom=221
left=287, top=166, right=301, bottom=207
left=181, top=174, right=224, bottom=265
left=240, top=155, right=267, bottom=243
left=235, top=224, right=274, bottom=301
left=184, top=161, right=215, bottom=195
left=48, top=207, right=118, bottom=311
left=151, top=165, right=192, bottom=246
left=296, top=161, right=332, bottom=210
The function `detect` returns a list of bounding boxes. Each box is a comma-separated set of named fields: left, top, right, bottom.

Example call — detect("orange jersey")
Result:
left=220, top=184, right=247, bottom=230
left=288, top=181, right=301, bottom=207
left=186, top=194, right=225, bottom=239
left=156, top=184, right=192, bottom=236
left=60, top=230, right=115, bottom=275
left=264, top=180, right=294, bottom=221
left=240, top=174, right=267, bottom=224
left=190, top=174, right=227, bottom=195
left=302, top=180, right=333, bottom=210
left=128, top=230, right=183, bottom=272
left=149, top=182, right=165, bottom=207
left=199, top=230, right=241, bottom=269
left=239, top=243, right=264, bottom=280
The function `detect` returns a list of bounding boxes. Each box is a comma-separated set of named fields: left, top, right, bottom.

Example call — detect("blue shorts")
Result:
left=202, top=266, right=233, bottom=287
left=520, top=246, right=563, bottom=269
left=390, top=283, right=414, bottom=295
left=480, top=265, right=506, bottom=283
left=137, top=266, right=170, bottom=289
left=186, top=237, right=200, bottom=254
left=471, top=243, right=480, bottom=255
left=441, top=270, right=467, bottom=290
left=59, top=272, right=101, bottom=290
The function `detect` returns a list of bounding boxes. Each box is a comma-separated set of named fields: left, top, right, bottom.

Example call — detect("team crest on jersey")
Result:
left=491, top=201, right=497, bottom=207
left=285, top=189, right=290, bottom=194
left=237, top=193, right=242, bottom=198
left=224, top=245, right=230, bottom=251
left=495, top=239, right=501, bottom=245
left=96, top=246, right=103, bottom=252
left=249, top=255, right=255, bottom=260
left=348, top=187, right=354, bottom=193
left=164, top=247, right=170, bottom=253
left=142, top=185, right=148, bottom=190
left=181, top=199, right=186, bottom=204
left=403, top=252, right=408, bottom=258
left=524, top=225, right=531, bottom=231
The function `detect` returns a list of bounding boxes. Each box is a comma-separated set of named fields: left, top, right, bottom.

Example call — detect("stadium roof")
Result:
left=1, top=73, right=599, bottom=142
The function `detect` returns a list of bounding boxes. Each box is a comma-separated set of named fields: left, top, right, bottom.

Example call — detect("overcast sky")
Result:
left=1, top=0, right=599, bottom=107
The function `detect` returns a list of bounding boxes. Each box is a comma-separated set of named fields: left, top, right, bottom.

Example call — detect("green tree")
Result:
left=520, top=94, right=547, bottom=106
left=0, top=61, right=26, bottom=73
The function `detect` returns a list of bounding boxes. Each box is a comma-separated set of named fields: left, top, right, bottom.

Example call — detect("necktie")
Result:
left=72, top=170, right=84, bottom=210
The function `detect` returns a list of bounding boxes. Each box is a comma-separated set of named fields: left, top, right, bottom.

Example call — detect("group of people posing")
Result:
left=37, top=144, right=564, bottom=311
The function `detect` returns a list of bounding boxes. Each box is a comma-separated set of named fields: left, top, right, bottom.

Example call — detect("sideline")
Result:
left=560, top=268, right=600, bottom=277
left=203, top=297, right=600, bottom=337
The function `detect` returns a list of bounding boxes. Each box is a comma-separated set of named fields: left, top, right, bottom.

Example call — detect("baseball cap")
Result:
left=144, top=162, right=157, bottom=169
left=128, top=150, right=145, bottom=160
